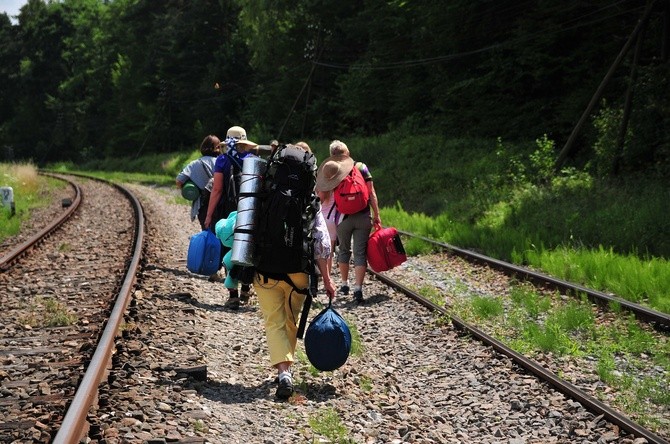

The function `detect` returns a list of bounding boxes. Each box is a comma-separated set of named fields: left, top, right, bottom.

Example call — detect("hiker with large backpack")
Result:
left=243, top=141, right=336, bottom=400
left=204, top=126, right=259, bottom=309
left=315, top=140, right=382, bottom=303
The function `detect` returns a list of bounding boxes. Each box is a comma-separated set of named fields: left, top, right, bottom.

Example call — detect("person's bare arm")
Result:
left=204, top=172, right=223, bottom=228
left=367, top=181, right=381, bottom=225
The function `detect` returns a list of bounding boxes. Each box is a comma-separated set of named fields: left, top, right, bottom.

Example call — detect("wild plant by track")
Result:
left=85, top=184, right=666, bottom=444
left=0, top=174, right=137, bottom=443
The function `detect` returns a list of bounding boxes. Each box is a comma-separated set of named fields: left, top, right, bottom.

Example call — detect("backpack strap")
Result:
left=226, top=151, right=243, bottom=170
left=327, top=201, right=341, bottom=222
left=199, top=158, right=213, bottom=179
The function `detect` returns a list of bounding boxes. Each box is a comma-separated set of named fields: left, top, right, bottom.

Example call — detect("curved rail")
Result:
left=397, top=229, right=670, bottom=331
left=0, top=172, right=82, bottom=270
left=52, top=178, right=145, bottom=444
left=371, top=270, right=670, bottom=444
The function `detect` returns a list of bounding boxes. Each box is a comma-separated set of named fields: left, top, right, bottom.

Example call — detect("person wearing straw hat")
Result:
left=315, top=140, right=381, bottom=303
left=204, top=125, right=259, bottom=310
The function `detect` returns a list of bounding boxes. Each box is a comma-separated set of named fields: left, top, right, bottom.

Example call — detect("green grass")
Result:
left=18, top=297, right=78, bottom=328
left=528, top=246, right=670, bottom=312
left=308, top=408, right=352, bottom=444
left=450, top=283, right=670, bottom=432
left=0, top=162, right=68, bottom=243
left=509, top=286, right=552, bottom=319
left=383, top=204, right=670, bottom=315
left=42, top=297, right=78, bottom=327
left=471, top=296, right=504, bottom=319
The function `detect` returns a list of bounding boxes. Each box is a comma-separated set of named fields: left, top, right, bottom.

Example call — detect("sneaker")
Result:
left=224, top=296, right=240, bottom=310
left=275, top=371, right=294, bottom=400
left=353, top=290, right=363, bottom=303
left=339, top=285, right=350, bottom=295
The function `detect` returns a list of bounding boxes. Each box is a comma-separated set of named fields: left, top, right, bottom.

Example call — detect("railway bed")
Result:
left=1, top=178, right=667, bottom=443
left=0, top=175, right=136, bottom=442
left=84, top=184, right=664, bottom=444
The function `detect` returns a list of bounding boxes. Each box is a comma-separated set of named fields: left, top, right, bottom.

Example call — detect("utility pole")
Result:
left=662, top=0, right=669, bottom=61
left=613, top=10, right=648, bottom=175
left=554, top=0, right=658, bottom=171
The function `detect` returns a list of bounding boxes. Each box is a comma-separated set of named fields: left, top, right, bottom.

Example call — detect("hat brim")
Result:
left=316, top=154, right=355, bottom=191
left=235, top=139, right=258, bottom=147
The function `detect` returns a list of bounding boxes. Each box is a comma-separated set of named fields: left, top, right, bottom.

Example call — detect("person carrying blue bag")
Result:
left=176, top=135, right=223, bottom=282
left=247, top=142, right=336, bottom=400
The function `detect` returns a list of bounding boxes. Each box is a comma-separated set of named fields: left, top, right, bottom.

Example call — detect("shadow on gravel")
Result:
left=144, top=263, right=196, bottom=278
left=299, top=382, right=339, bottom=402
left=335, top=293, right=391, bottom=307
left=197, top=379, right=341, bottom=404
left=155, top=292, right=259, bottom=313
left=198, top=378, right=278, bottom=403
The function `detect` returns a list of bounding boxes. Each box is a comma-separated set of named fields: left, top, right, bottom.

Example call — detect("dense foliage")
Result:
left=1, top=0, right=669, bottom=178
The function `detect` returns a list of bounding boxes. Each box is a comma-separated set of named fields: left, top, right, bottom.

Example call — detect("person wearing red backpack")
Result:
left=315, top=140, right=381, bottom=303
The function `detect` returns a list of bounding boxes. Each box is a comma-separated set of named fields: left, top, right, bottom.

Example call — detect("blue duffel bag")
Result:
left=304, top=301, right=352, bottom=371
left=186, top=228, right=221, bottom=276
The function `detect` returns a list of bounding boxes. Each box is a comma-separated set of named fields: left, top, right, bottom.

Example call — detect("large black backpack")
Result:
left=254, top=144, right=318, bottom=275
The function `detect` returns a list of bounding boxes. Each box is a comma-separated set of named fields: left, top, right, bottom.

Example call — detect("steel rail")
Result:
left=52, top=179, right=145, bottom=444
left=396, top=229, right=670, bottom=331
left=0, top=172, right=81, bottom=271
left=371, top=270, right=670, bottom=444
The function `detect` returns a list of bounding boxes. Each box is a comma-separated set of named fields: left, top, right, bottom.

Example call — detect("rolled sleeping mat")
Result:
left=231, top=156, right=267, bottom=266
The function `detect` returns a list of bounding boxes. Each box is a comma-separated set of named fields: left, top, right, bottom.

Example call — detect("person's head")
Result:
left=295, top=141, right=312, bottom=153
left=315, top=154, right=355, bottom=192
left=329, top=140, right=350, bottom=157
left=200, top=135, right=222, bottom=156
left=226, top=126, right=258, bottom=152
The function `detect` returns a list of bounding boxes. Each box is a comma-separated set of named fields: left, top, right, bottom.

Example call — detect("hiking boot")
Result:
left=224, top=296, right=240, bottom=310
left=353, top=290, right=363, bottom=303
left=339, top=285, right=350, bottom=295
left=239, top=290, right=251, bottom=305
left=276, top=371, right=294, bottom=400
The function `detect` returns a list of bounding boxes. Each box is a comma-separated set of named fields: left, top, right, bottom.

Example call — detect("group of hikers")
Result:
left=175, top=126, right=381, bottom=399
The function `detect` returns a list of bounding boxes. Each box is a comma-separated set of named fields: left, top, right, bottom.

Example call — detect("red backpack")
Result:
left=334, top=165, right=370, bottom=214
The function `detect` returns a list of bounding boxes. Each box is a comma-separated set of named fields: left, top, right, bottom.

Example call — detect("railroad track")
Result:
left=372, top=269, right=668, bottom=444
left=1, top=177, right=666, bottom=442
left=395, top=229, right=670, bottom=331
left=83, top=183, right=669, bottom=443
left=0, top=173, right=144, bottom=443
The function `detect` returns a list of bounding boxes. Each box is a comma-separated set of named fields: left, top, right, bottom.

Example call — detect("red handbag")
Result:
left=367, top=224, right=407, bottom=273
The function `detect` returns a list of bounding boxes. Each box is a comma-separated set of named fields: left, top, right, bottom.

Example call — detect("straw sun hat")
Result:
left=315, top=154, right=355, bottom=191
left=226, top=126, right=257, bottom=147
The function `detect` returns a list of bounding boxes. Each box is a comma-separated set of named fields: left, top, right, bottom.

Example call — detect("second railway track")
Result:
left=0, top=174, right=140, bottom=442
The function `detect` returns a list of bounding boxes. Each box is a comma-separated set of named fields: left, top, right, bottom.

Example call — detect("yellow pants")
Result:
left=254, top=272, right=308, bottom=367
